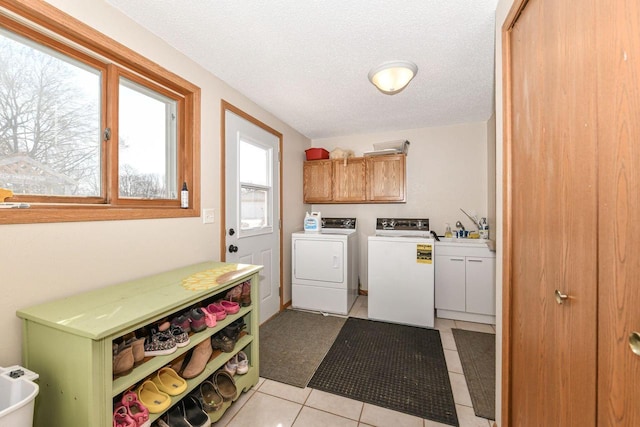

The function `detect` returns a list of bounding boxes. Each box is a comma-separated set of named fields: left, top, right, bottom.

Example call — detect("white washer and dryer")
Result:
left=292, top=217, right=358, bottom=315
left=368, top=218, right=435, bottom=328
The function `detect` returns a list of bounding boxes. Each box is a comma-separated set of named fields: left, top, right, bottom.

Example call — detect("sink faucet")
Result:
left=460, top=208, right=481, bottom=230
left=455, top=220, right=465, bottom=231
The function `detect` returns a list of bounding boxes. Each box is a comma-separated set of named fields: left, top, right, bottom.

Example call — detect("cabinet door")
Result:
left=435, top=255, right=466, bottom=311
left=303, top=160, right=333, bottom=202
left=333, top=158, right=366, bottom=202
left=365, top=154, right=406, bottom=202
left=465, top=257, right=495, bottom=315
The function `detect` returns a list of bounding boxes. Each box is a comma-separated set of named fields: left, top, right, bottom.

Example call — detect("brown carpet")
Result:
left=259, top=310, right=346, bottom=388
left=452, top=328, right=495, bottom=420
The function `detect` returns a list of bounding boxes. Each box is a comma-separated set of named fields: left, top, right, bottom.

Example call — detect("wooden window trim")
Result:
left=0, top=0, right=201, bottom=224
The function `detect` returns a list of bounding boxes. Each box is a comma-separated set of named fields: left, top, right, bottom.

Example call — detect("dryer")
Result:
left=292, top=218, right=358, bottom=315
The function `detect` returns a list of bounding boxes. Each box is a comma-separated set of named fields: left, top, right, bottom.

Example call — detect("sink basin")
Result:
left=438, top=238, right=490, bottom=245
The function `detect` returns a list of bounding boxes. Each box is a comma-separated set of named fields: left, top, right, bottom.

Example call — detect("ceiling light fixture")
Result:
left=368, top=60, right=418, bottom=95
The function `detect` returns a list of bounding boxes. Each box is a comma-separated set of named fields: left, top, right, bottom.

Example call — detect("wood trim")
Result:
left=500, top=0, right=529, bottom=425
left=220, top=100, right=285, bottom=311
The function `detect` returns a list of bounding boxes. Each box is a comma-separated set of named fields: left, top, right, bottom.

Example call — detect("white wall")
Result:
left=495, top=0, right=517, bottom=425
left=311, top=122, right=490, bottom=290
left=0, top=0, right=310, bottom=366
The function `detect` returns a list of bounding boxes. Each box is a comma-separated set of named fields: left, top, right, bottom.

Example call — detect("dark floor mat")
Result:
left=308, top=318, right=459, bottom=426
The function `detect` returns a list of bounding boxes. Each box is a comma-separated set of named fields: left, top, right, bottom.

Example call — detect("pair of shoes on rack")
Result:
left=137, top=380, right=171, bottom=414
left=223, top=351, right=248, bottom=376
left=157, top=395, right=210, bottom=427
left=173, top=338, right=213, bottom=380
left=114, top=390, right=150, bottom=427
left=144, top=330, right=177, bottom=357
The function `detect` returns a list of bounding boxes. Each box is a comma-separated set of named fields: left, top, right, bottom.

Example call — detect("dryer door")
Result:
left=293, top=238, right=344, bottom=285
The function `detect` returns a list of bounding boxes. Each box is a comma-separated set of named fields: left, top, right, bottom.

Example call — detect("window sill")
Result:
left=0, top=205, right=200, bottom=224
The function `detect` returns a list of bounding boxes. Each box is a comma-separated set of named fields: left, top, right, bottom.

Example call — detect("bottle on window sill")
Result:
left=181, top=182, right=189, bottom=209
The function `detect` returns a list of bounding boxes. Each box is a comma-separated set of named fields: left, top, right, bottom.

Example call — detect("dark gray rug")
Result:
left=309, top=318, right=459, bottom=426
left=452, top=329, right=495, bottom=420
left=259, top=310, right=346, bottom=388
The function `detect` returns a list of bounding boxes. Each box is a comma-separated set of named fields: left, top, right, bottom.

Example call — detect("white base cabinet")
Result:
left=435, top=242, right=496, bottom=324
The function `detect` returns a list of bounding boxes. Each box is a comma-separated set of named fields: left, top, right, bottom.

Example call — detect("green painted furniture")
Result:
left=17, top=261, right=262, bottom=427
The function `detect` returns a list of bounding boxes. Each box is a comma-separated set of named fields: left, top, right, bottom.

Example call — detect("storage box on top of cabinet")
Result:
left=16, top=261, right=262, bottom=427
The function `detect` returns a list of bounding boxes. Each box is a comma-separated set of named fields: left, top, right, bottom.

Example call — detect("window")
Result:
left=0, top=2, right=200, bottom=224
left=239, top=139, right=273, bottom=235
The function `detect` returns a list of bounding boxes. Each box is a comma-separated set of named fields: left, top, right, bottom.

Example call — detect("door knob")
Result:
left=554, top=290, right=569, bottom=304
left=229, top=228, right=235, bottom=236
left=228, top=244, right=238, bottom=253
left=630, top=332, right=640, bottom=356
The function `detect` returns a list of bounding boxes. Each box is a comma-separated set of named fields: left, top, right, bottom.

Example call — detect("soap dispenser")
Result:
left=444, top=223, right=453, bottom=238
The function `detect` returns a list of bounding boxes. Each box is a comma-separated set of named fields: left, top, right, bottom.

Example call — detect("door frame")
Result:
left=500, top=0, right=529, bottom=425
left=220, top=100, right=284, bottom=313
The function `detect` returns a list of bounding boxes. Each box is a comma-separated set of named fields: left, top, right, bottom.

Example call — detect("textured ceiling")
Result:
left=106, top=0, right=498, bottom=139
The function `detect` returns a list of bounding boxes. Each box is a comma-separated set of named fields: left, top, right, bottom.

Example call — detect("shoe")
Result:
left=182, top=338, right=213, bottom=379
left=189, top=308, right=207, bottom=333
left=171, top=313, right=191, bottom=333
left=113, top=405, right=136, bottom=427
left=223, top=355, right=237, bottom=376
left=200, top=306, right=217, bottom=328
left=211, top=334, right=235, bottom=353
left=235, top=351, right=249, bottom=375
left=183, top=395, right=211, bottom=427
left=113, top=343, right=134, bottom=378
left=219, top=300, right=240, bottom=314
left=213, top=370, right=237, bottom=401
left=170, top=325, right=190, bottom=348
left=205, top=303, right=227, bottom=321
left=152, top=367, right=187, bottom=396
left=165, top=404, right=191, bottom=427
left=240, top=281, right=251, bottom=307
left=122, top=333, right=145, bottom=366
left=121, top=391, right=151, bottom=427
left=221, top=318, right=246, bottom=341
left=199, top=380, right=223, bottom=412
left=225, top=284, right=242, bottom=304
left=144, top=330, right=177, bottom=357
left=136, top=380, right=171, bottom=413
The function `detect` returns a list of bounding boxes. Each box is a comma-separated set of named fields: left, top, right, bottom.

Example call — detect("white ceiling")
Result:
left=106, top=0, right=498, bottom=139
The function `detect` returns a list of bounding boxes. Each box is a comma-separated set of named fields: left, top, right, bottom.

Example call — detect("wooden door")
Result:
left=303, top=160, right=332, bottom=203
left=505, top=0, right=599, bottom=424
left=596, top=0, right=640, bottom=424
left=333, top=158, right=366, bottom=202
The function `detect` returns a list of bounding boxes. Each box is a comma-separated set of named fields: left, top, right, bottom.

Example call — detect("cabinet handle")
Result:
left=467, top=259, right=483, bottom=263
left=630, top=332, right=640, bottom=356
left=450, top=258, right=464, bottom=261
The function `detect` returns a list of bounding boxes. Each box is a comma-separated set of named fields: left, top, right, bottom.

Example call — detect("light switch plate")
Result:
left=202, top=208, right=215, bottom=224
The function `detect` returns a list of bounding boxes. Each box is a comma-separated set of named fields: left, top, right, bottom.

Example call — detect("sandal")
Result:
left=219, top=300, right=240, bottom=314
left=113, top=405, right=136, bottom=427
left=136, top=380, right=171, bottom=413
left=151, top=367, right=187, bottom=396
left=199, top=380, right=224, bottom=412
left=120, top=391, right=150, bottom=427
left=183, top=394, right=211, bottom=426
left=213, top=370, right=237, bottom=401
left=206, top=303, right=227, bottom=321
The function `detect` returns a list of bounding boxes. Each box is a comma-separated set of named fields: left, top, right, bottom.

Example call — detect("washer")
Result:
left=292, top=218, right=358, bottom=315
left=368, top=218, right=435, bottom=328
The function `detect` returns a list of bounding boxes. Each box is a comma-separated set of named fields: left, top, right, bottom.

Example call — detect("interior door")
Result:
left=596, top=0, right=640, bottom=423
left=223, top=103, right=282, bottom=324
left=505, top=0, right=598, bottom=424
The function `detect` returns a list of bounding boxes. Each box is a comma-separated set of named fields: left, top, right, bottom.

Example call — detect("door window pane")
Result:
left=0, top=29, right=101, bottom=196
left=240, top=186, right=269, bottom=230
left=118, top=77, right=177, bottom=199
left=239, top=139, right=272, bottom=232
left=239, top=140, right=269, bottom=186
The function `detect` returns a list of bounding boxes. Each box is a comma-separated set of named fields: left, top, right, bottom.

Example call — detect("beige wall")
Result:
left=311, top=122, right=491, bottom=290
left=0, top=0, right=310, bottom=366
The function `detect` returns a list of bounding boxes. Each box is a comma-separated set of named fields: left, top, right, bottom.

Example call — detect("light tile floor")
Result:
left=216, top=296, right=495, bottom=427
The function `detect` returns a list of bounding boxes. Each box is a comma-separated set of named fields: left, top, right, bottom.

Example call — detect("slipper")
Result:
left=121, top=391, right=151, bottom=427
left=206, top=303, right=227, bottom=320
left=136, top=380, right=171, bottom=413
left=151, top=367, right=187, bottom=396
left=219, top=300, right=240, bottom=314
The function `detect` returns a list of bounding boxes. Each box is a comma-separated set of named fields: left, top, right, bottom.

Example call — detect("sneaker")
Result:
left=171, top=313, right=191, bottom=333
left=223, top=355, right=237, bottom=376
left=235, top=351, right=249, bottom=375
left=211, top=334, right=235, bottom=353
left=170, top=325, right=190, bottom=348
left=189, top=308, right=207, bottom=333
left=143, top=330, right=177, bottom=357
left=200, top=306, right=217, bottom=328
left=221, top=318, right=246, bottom=341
